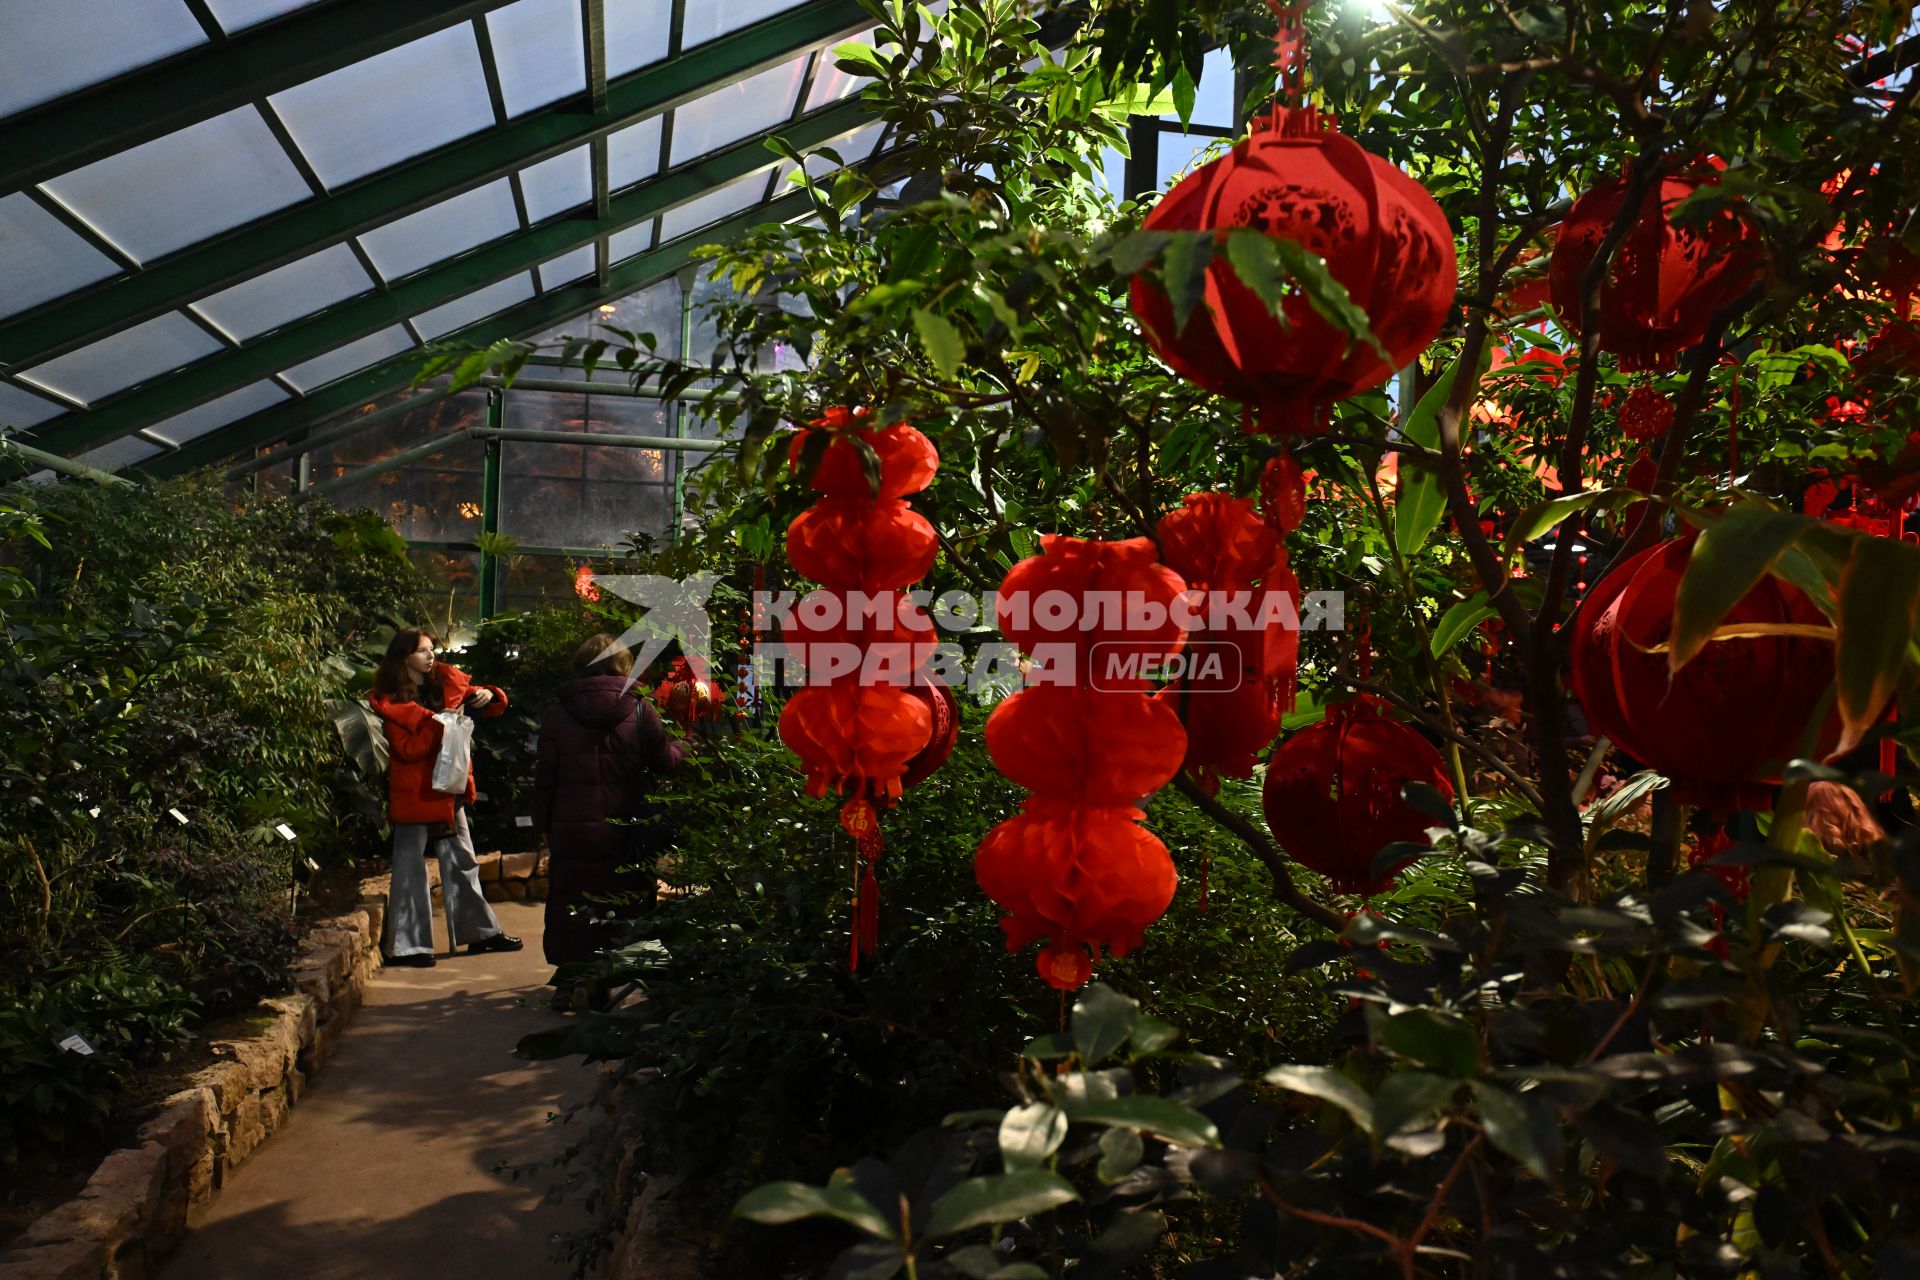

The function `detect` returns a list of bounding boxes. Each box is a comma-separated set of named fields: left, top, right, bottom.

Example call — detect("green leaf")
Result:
left=1370, top=1070, right=1460, bottom=1136
left=734, top=1178, right=896, bottom=1240
left=832, top=41, right=890, bottom=76
left=1395, top=356, right=1467, bottom=555
left=1221, top=230, right=1292, bottom=327
left=1107, top=229, right=1169, bottom=277
left=1169, top=58, right=1197, bottom=125
left=912, top=307, right=966, bottom=378
left=1670, top=504, right=1807, bottom=671
left=997, top=1103, right=1067, bottom=1171
left=1128, top=1011, right=1180, bottom=1056
left=1091, top=1206, right=1168, bottom=1257
left=1161, top=231, right=1214, bottom=333
left=1096, top=1126, right=1143, bottom=1182
left=1271, top=238, right=1390, bottom=361
left=924, top=1170, right=1080, bottom=1238
left=1072, top=983, right=1138, bottom=1063
left=1836, top=533, right=1920, bottom=752
left=1501, top=489, right=1635, bottom=563
left=1263, top=1064, right=1373, bottom=1132
left=1430, top=593, right=1497, bottom=657
left=1470, top=1081, right=1556, bottom=1180
left=1379, top=1009, right=1480, bottom=1077
left=1063, top=1095, right=1221, bottom=1147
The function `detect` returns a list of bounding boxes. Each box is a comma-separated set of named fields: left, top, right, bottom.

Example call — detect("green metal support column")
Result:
left=673, top=265, right=697, bottom=545
left=478, top=389, right=504, bottom=619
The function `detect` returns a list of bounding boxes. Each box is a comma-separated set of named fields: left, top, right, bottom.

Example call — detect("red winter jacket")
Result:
left=369, top=663, right=509, bottom=826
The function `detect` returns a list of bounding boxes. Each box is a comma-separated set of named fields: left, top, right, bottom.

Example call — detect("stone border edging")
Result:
left=1, top=854, right=550, bottom=1279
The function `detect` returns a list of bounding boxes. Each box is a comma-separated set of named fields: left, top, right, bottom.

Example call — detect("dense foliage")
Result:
left=0, top=469, right=422, bottom=1160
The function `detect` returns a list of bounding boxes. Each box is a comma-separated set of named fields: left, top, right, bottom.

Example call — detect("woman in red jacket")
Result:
left=369, top=629, right=523, bottom=967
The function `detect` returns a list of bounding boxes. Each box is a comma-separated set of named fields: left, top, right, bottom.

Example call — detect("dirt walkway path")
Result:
left=157, top=900, right=591, bottom=1280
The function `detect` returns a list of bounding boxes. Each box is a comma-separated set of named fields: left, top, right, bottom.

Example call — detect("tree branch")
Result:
left=1171, top=771, right=1346, bottom=932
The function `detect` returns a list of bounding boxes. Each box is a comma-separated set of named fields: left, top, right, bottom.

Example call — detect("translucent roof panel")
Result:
left=657, top=173, right=769, bottom=244
left=486, top=0, right=587, bottom=118
left=0, top=0, right=206, bottom=120
left=520, top=146, right=593, bottom=222
left=606, top=221, right=655, bottom=262
left=606, top=0, right=673, bottom=77
left=356, top=179, right=520, bottom=281
left=74, top=434, right=164, bottom=473
left=189, top=243, right=375, bottom=342
left=142, top=380, right=289, bottom=447
left=536, top=246, right=595, bottom=291
left=0, top=380, right=68, bottom=430
left=203, top=0, right=323, bottom=33
left=412, top=273, right=536, bottom=339
left=0, top=192, right=121, bottom=319
left=683, top=0, right=800, bottom=49
left=18, top=312, right=225, bottom=405
left=804, top=33, right=878, bottom=112
left=280, top=326, right=414, bottom=393
left=607, top=116, right=664, bottom=190
left=268, top=25, right=497, bottom=190
left=668, top=56, right=808, bottom=165
left=39, top=107, right=314, bottom=263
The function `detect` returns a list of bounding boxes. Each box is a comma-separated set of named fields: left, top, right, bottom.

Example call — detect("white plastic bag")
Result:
left=431, top=711, right=475, bottom=794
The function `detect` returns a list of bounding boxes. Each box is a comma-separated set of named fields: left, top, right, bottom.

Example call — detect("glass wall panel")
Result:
left=0, top=380, right=70, bottom=430
left=520, top=146, right=593, bottom=222
left=356, top=180, right=521, bottom=281
left=498, top=389, right=675, bottom=547
left=485, top=0, right=587, bottom=117
left=189, top=243, right=374, bottom=341
left=605, top=0, right=672, bottom=77
left=0, top=192, right=121, bottom=319
left=667, top=57, right=807, bottom=165
left=412, top=273, right=536, bottom=340
left=18, top=312, right=225, bottom=405
left=410, top=547, right=482, bottom=630
left=495, top=553, right=625, bottom=618
left=682, top=0, right=798, bottom=49
left=0, top=0, right=205, bottom=120
left=309, top=391, right=486, bottom=541
left=142, top=380, right=288, bottom=447
left=606, top=116, right=663, bottom=190
left=279, top=325, right=414, bottom=393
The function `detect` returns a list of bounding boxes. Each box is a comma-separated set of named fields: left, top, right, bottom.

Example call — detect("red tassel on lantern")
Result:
left=1568, top=536, right=1840, bottom=811
left=1261, top=698, right=1453, bottom=894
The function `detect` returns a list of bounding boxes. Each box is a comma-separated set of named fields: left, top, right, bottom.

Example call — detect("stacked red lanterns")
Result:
left=777, top=407, right=946, bottom=966
left=974, top=536, right=1189, bottom=989
left=1568, top=536, right=1840, bottom=812
left=1154, top=489, right=1301, bottom=779
left=1129, top=101, right=1456, bottom=437
left=1547, top=170, right=1763, bottom=372
left=1261, top=697, right=1453, bottom=894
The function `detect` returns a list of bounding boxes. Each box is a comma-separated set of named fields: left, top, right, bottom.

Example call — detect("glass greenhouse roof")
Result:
left=0, top=0, right=889, bottom=476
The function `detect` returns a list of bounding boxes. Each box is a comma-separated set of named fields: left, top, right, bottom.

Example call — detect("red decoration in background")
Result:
left=778, top=408, right=947, bottom=969
left=1261, top=697, right=1453, bottom=894
left=655, top=656, right=727, bottom=728
left=1128, top=2, right=1455, bottom=439
left=1155, top=490, right=1301, bottom=779
left=1547, top=170, right=1763, bottom=372
left=1568, top=536, right=1841, bottom=811
left=899, top=679, right=960, bottom=791
left=1619, top=384, right=1676, bottom=440
left=976, top=537, right=1190, bottom=989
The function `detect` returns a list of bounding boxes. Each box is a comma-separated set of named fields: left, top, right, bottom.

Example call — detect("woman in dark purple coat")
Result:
left=532, top=634, right=686, bottom=969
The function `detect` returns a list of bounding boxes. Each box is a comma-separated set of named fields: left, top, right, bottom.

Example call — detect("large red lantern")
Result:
left=898, top=679, right=960, bottom=792
left=1547, top=171, right=1763, bottom=372
left=976, top=539, right=1190, bottom=989
left=1129, top=104, right=1456, bottom=436
left=1261, top=697, right=1453, bottom=894
left=1568, top=537, right=1840, bottom=811
left=788, top=406, right=940, bottom=500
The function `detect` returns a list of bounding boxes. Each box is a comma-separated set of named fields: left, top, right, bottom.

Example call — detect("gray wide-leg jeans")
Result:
left=386, top=809, right=504, bottom=957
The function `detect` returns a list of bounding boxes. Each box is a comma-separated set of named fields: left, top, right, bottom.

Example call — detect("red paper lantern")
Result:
left=779, top=682, right=933, bottom=801
left=1129, top=106, right=1456, bottom=436
left=1261, top=698, right=1453, bottom=894
left=899, top=679, right=960, bottom=791
left=974, top=799, right=1178, bottom=974
left=1568, top=536, right=1840, bottom=810
left=787, top=497, right=938, bottom=591
left=788, top=407, right=940, bottom=500
left=995, top=534, right=1187, bottom=680
left=1548, top=171, right=1762, bottom=372
left=1156, top=492, right=1281, bottom=589
left=985, top=685, right=1186, bottom=805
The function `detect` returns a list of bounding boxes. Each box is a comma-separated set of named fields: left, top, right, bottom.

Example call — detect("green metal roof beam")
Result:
left=24, top=97, right=866, bottom=458
left=0, top=0, right=514, bottom=197
left=0, top=0, right=871, bottom=371
left=141, top=187, right=815, bottom=478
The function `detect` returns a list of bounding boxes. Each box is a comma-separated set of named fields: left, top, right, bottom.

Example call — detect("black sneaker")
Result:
left=467, top=933, right=524, bottom=954
left=386, top=953, right=437, bottom=968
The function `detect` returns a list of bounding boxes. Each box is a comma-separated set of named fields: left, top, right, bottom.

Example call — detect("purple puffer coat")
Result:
left=532, top=674, right=685, bottom=966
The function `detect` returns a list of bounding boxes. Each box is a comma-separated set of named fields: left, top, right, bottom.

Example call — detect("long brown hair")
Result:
left=372, top=629, right=441, bottom=706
